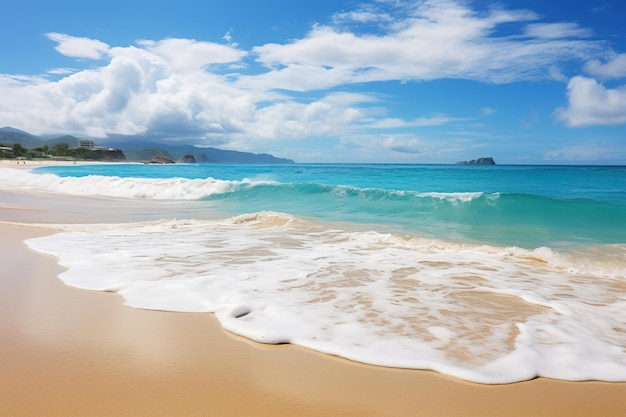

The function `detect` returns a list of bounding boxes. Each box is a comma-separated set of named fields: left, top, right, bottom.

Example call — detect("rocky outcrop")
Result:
left=116, top=141, right=295, bottom=163
left=177, top=154, right=196, bottom=163
left=95, top=149, right=126, bottom=161
left=148, top=155, right=175, bottom=164
left=456, top=157, right=496, bottom=165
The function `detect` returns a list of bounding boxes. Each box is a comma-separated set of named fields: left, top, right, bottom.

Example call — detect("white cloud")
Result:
left=333, top=132, right=461, bottom=163
left=0, top=0, right=617, bottom=157
left=236, top=61, right=354, bottom=92
left=47, top=68, right=77, bottom=75
left=136, top=38, right=246, bottom=72
left=222, top=30, right=239, bottom=47
left=545, top=142, right=626, bottom=161
left=250, top=0, right=600, bottom=89
left=46, top=33, right=110, bottom=60
left=547, top=65, right=568, bottom=82
left=523, top=23, right=592, bottom=39
left=0, top=37, right=254, bottom=139
left=233, top=95, right=369, bottom=144
left=0, top=74, right=47, bottom=87
left=385, top=136, right=428, bottom=154
left=556, top=76, right=626, bottom=127
left=322, top=91, right=380, bottom=106
left=331, top=3, right=393, bottom=26
left=585, top=53, right=626, bottom=79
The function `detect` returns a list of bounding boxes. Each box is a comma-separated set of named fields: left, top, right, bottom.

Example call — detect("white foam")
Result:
left=0, top=167, right=239, bottom=199
left=420, top=191, right=485, bottom=203
left=25, top=212, right=626, bottom=384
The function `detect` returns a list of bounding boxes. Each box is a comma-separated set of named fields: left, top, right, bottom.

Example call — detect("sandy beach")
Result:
left=2, top=163, right=626, bottom=416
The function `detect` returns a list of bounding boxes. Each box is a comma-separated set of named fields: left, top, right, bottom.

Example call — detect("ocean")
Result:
left=3, top=163, right=626, bottom=383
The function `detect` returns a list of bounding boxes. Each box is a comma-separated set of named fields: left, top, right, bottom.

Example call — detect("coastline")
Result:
left=1, top=164, right=626, bottom=416
left=0, top=158, right=107, bottom=167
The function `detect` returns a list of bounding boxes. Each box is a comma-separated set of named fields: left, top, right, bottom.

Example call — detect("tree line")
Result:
left=0, top=142, right=108, bottom=160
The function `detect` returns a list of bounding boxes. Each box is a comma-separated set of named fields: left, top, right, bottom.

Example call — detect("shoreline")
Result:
left=4, top=223, right=626, bottom=417
left=0, top=158, right=113, bottom=168
left=1, top=165, right=626, bottom=416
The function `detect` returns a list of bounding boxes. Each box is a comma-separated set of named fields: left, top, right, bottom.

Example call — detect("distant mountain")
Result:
left=0, top=128, right=83, bottom=149
left=0, top=127, right=41, bottom=148
left=107, top=140, right=295, bottom=164
left=0, top=126, right=33, bottom=135
left=0, top=127, right=294, bottom=164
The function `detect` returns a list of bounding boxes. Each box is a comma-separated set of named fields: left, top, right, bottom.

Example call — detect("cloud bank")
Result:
left=0, top=0, right=624, bottom=161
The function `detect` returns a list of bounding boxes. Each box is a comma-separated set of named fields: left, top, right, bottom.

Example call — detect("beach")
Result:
left=2, top=162, right=626, bottom=416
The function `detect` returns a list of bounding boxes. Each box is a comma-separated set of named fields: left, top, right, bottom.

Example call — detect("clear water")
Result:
left=33, top=163, right=626, bottom=248
left=3, top=163, right=626, bottom=383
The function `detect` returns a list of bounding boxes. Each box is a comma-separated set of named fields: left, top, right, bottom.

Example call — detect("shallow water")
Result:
left=2, top=163, right=625, bottom=383
left=28, top=163, right=626, bottom=247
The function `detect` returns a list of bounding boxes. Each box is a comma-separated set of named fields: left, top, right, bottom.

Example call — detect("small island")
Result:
left=148, top=155, right=175, bottom=164
left=455, top=157, right=496, bottom=165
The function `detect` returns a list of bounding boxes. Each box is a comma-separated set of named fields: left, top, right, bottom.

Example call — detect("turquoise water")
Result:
left=36, top=163, right=626, bottom=248
left=8, top=163, right=626, bottom=383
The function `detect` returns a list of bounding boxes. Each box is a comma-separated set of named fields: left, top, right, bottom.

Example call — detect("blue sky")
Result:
left=1, top=0, right=625, bottom=163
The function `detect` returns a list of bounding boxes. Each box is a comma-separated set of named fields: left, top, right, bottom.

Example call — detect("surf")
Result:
left=24, top=213, right=626, bottom=384
left=5, top=166, right=625, bottom=247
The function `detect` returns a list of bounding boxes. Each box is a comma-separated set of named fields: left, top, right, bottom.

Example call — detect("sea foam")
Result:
left=25, top=213, right=626, bottom=384
left=5, top=167, right=624, bottom=248
left=0, top=167, right=240, bottom=199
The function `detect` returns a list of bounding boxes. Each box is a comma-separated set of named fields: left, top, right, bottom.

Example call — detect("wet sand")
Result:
left=2, top=164, right=626, bottom=416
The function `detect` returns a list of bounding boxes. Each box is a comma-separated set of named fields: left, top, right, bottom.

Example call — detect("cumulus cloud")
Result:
left=236, top=95, right=369, bottom=143
left=556, top=76, right=626, bottom=127
left=0, top=36, right=253, bottom=139
left=0, top=0, right=617, bottom=153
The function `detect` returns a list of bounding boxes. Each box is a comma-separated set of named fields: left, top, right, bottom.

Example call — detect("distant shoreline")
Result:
left=2, top=157, right=625, bottom=168
left=0, top=158, right=114, bottom=169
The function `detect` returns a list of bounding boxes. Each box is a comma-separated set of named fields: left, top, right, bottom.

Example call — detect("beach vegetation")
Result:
left=50, top=142, right=70, bottom=156
left=12, top=143, right=26, bottom=156
left=1, top=143, right=47, bottom=159
left=0, top=141, right=126, bottom=162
